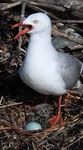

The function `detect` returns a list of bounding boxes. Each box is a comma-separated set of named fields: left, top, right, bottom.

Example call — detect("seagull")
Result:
left=12, top=12, right=83, bottom=127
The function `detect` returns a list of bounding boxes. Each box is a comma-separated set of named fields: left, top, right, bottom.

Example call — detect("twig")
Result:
left=0, top=119, right=11, bottom=127
left=26, top=4, right=57, bottom=20
left=18, top=47, right=26, bottom=55
left=0, top=50, right=4, bottom=54
left=52, top=26, right=83, bottom=45
left=1, top=0, right=22, bottom=10
left=68, top=44, right=83, bottom=51
left=63, top=136, right=83, bottom=150
left=27, top=3, right=47, bottom=14
left=27, top=1, right=66, bottom=12
left=0, top=58, right=8, bottom=63
left=0, top=102, right=23, bottom=109
left=18, top=0, right=26, bottom=49
left=38, top=119, right=82, bottom=146
left=69, top=24, right=83, bottom=33
left=32, top=142, right=37, bottom=150
left=0, top=127, right=12, bottom=130
left=54, top=19, right=83, bottom=24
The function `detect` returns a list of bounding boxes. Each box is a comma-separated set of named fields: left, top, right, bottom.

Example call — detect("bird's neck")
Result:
left=24, top=31, right=58, bottom=65
left=30, top=30, right=52, bottom=44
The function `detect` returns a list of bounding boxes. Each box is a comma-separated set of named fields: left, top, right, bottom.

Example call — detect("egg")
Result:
left=25, top=122, right=42, bottom=131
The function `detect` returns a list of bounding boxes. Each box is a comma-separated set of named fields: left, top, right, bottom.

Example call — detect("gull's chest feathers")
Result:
left=19, top=42, right=66, bottom=95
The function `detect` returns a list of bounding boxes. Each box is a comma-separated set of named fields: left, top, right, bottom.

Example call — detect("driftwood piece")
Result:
left=0, top=1, right=21, bottom=10
left=0, top=0, right=83, bottom=46
left=26, top=3, right=58, bottom=20
left=0, top=0, right=65, bottom=12
left=52, top=26, right=83, bottom=45
left=26, top=1, right=66, bottom=12
left=55, top=20, right=83, bottom=24
left=1, top=0, right=83, bottom=19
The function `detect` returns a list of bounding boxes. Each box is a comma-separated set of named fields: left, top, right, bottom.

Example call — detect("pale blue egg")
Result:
left=25, top=122, right=42, bottom=131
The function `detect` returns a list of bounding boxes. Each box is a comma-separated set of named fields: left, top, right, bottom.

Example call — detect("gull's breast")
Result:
left=19, top=57, right=66, bottom=95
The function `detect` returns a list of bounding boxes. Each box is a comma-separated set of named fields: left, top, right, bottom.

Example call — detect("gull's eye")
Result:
left=33, top=20, right=38, bottom=24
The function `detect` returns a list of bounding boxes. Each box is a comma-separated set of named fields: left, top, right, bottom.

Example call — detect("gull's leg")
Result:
left=48, top=96, right=64, bottom=127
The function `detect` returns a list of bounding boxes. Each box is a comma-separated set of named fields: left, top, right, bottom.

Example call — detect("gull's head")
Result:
left=12, top=12, right=52, bottom=39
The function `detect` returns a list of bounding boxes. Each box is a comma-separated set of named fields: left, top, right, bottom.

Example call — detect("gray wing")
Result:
left=58, top=52, right=82, bottom=89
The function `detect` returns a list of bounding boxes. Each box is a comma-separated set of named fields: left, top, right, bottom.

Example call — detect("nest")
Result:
left=0, top=0, right=83, bottom=149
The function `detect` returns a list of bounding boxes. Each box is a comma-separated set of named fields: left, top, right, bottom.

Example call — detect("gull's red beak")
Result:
left=12, top=23, right=33, bottom=39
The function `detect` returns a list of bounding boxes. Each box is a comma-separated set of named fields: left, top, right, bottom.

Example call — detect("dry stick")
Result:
left=27, top=3, right=47, bottom=14
left=27, top=1, right=66, bottom=12
left=52, top=27, right=83, bottom=45
left=0, top=102, right=23, bottom=109
left=68, top=44, right=83, bottom=51
left=1, top=2, right=83, bottom=25
left=53, top=19, right=83, bottom=24
left=0, top=118, right=11, bottom=127
left=1, top=0, right=22, bottom=10
left=38, top=119, right=82, bottom=146
left=0, top=0, right=65, bottom=12
left=63, top=136, right=83, bottom=150
left=0, top=58, right=9, bottom=63
left=27, top=4, right=83, bottom=45
left=0, top=127, right=12, bottom=130
left=11, top=115, right=82, bottom=138
left=32, top=142, right=37, bottom=150
left=26, top=4, right=57, bottom=20
left=69, top=24, right=83, bottom=33
left=0, top=1, right=65, bottom=12
left=18, top=0, right=26, bottom=49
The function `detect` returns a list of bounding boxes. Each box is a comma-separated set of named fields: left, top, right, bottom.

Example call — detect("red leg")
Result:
left=48, top=96, right=64, bottom=127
